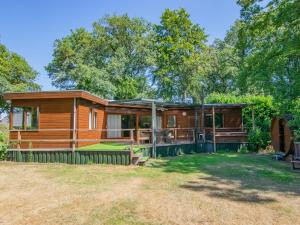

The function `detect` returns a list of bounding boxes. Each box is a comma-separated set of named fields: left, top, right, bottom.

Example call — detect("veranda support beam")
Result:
left=212, top=106, right=216, bottom=153
left=152, top=101, right=157, bottom=158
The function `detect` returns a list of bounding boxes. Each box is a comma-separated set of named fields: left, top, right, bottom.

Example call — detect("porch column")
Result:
left=212, top=106, right=216, bottom=153
left=194, top=109, right=198, bottom=144
left=151, top=101, right=157, bottom=158
left=136, top=114, right=139, bottom=144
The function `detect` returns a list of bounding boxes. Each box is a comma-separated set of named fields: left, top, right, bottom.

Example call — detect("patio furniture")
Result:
left=292, top=142, right=300, bottom=170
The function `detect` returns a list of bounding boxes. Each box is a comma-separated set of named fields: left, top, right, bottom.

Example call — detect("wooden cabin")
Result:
left=3, top=90, right=248, bottom=150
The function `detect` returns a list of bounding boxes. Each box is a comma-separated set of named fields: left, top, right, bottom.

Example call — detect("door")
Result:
left=107, top=114, right=121, bottom=138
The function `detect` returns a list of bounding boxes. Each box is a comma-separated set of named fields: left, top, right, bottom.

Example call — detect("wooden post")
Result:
left=17, top=131, right=21, bottom=150
left=136, top=114, right=139, bottom=144
left=241, top=109, right=244, bottom=132
left=194, top=109, right=198, bottom=144
left=130, top=129, right=134, bottom=161
left=212, top=106, right=216, bottom=153
left=251, top=106, right=255, bottom=129
left=151, top=101, right=157, bottom=158
left=9, top=107, right=13, bottom=130
left=72, top=98, right=77, bottom=151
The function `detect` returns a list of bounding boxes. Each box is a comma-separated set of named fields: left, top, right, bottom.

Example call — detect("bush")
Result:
left=248, top=127, right=268, bottom=151
left=0, top=125, right=8, bottom=160
left=289, top=98, right=300, bottom=142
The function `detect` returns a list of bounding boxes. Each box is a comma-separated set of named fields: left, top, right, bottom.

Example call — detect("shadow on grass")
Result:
left=181, top=180, right=276, bottom=203
left=148, top=153, right=300, bottom=202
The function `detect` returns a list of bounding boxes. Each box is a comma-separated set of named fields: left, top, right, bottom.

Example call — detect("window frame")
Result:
left=93, top=111, right=97, bottom=129
left=12, top=106, right=39, bottom=130
left=167, top=115, right=176, bottom=128
left=204, top=112, right=224, bottom=128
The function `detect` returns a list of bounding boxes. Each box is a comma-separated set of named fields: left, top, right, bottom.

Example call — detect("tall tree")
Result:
left=205, top=38, right=240, bottom=94
left=153, top=8, right=208, bottom=102
left=46, top=15, right=155, bottom=99
left=0, top=43, right=39, bottom=111
left=236, top=0, right=300, bottom=111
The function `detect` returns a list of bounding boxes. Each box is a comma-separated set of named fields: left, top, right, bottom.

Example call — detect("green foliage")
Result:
left=0, top=125, right=8, bottom=160
left=153, top=8, right=208, bottom=102
left=248, top=127, right=267, bottom=150
left=237, top=145, right=249, bottom=153
left=46, top=14, right=155, bottom=99
left=289, top=98, right=300, bottom=141
left=205, top=37, right=240, bottom=94
left=235, top=0, right=300, bottom=111
left=0, top=43, right=40, bottom=111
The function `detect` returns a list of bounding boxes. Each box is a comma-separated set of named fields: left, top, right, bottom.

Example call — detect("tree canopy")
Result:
left=153, top=8, right=208, bottom=102
left=235, top=0, right=300, bottom=111
left=0, top=43, right=40, bottom=110
left=46, top=14, right=155, bottom=99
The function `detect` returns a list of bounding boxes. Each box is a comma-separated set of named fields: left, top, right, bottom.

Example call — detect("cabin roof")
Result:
left=3, top=90, right=109, bottom=106
left=109, top=98, right=248, bottom=108
left=3, top=90, right=248, bottom=109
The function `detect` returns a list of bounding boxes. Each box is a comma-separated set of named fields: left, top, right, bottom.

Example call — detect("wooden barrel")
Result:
left=271, top=117, right=293, bottom=153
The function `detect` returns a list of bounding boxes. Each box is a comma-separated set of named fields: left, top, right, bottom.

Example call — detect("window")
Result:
left=88, top=109, right=93, bottom=130
left=13, top=107, right=24, bottom=129
left=205, top=113, right=223, bottom=128
left=89, top=109, right=98, bottom=130
left=13, top=107, right=38, bottom=130
left=121, top=114, right=136, bottom=137
left=167, top=115, right=176, bottom=128
left=216, top=113, right=224, bottom=128
left=93, top=111, right=97, bottom=129
left=139, top=115, right=151, bottom=129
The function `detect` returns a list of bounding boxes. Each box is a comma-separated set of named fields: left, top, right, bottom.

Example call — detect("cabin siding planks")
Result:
left=10, top=99, right=73, bottom=149
left=77, top=99, right=105, bottom=147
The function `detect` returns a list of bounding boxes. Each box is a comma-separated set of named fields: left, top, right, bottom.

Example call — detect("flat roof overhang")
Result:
left=3, top=90, right=108, bottom=106
left=109, top=98, right=249, bottom=109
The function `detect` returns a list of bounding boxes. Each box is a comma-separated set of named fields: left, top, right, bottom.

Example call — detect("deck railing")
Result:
left=0, top=127, right=247, bottom=151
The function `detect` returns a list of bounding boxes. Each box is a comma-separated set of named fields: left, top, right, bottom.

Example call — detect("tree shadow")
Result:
left=180, top=180, right=276, bottom=203
left=148, top=153, right=300, bottom=201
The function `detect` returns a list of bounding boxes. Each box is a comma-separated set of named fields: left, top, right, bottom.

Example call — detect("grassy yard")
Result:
left=1, top=153, right=300, bottom=225
left=78, top=142, right=144, bottom=152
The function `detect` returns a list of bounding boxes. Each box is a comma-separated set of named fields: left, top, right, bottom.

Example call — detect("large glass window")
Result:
left=167, top=115, right=176, bottom=128
left=13, top=107, right=38, bottom=130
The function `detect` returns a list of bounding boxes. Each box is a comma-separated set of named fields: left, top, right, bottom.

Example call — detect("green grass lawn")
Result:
left=78, top=142, right=145, bottom=152
left=2, top=153, right=300, bottom=225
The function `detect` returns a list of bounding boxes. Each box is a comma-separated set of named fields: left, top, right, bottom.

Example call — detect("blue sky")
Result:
left=0, top=0, right=240, bottom=91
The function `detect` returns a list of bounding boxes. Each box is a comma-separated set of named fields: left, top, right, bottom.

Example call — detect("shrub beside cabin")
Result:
left=3, top=91, right=248, bottom=151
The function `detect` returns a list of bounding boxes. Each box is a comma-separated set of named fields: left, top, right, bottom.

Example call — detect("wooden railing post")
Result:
left=212, top=107, right=216, bottom=153
left=17, top=131, right=21, bottom=150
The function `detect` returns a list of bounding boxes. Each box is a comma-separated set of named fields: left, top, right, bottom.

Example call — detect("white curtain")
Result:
left=156, top=116, right=162, bottom=129
left=107, top=114, right=121, bottom=138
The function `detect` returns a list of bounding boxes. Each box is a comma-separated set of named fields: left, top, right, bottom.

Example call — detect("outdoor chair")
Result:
left=292, top=143, right=300, bottom=170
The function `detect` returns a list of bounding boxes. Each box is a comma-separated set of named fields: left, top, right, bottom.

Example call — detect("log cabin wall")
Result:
left=77, top=99, right=105, bottom=147
left=9, top=98, right=73, bottom=149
